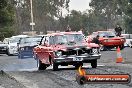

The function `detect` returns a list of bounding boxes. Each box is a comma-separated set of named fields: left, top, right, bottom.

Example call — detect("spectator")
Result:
left=65, top=25, right=71, bottom=32
left=114, top=24, right=122, bottom=36
left=92, top=35, right=100, bottom=45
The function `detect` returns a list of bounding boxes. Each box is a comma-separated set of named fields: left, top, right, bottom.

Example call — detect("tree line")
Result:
left=0, top=0, right=132, bottom=40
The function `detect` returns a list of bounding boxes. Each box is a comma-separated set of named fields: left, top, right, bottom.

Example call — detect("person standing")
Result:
left=114, top=24, right=122, bottom=36
left=92, top=35, right=100, bottom=45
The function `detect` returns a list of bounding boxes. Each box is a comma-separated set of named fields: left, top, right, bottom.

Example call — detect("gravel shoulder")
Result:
left=0, top=70, right=26, bottom=88
left=5, top=63, right=132, bottom=88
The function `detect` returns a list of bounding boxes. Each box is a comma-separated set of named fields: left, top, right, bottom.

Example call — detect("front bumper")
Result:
left=0, top=48, right=7, bottom=54
left=54, top=54, right=101, bottom=64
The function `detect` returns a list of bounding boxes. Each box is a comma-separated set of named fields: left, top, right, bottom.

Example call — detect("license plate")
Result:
left=73, top=57, right=83, bottom=61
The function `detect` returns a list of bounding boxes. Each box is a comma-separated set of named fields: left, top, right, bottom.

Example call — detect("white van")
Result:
left=122, top=34, right=132, bottom=48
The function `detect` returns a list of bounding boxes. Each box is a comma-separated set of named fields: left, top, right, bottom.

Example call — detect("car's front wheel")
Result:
left=53, top=62, right=58, bottom=71
left=38, top=60, right=47, bottom=70
left=91, top=60, right=97, bottom=68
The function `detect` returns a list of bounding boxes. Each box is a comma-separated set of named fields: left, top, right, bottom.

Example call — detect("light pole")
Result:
left=30, top=0, right=35, bottom=35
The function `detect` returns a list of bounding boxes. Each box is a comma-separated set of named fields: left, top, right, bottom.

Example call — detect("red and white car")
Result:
left=33, top=32, right=101, bottom=71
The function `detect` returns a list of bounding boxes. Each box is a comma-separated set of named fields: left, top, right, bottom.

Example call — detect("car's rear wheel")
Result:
left=53, top=62, right=58, bottom=71
left=91, top=60, right=97, bottom=68
left=38, top=60, right=47, bottom=70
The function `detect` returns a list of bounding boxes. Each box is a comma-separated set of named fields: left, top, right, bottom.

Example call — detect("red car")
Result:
left=88, top=31, right=125, bottom=50
left=33, top=32, right=101, bottom=71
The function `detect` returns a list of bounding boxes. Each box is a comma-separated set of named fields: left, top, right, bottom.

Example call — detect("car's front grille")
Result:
left=62, top=48, right=92, bottom=56
left=0, top=47, right=6, bottom=49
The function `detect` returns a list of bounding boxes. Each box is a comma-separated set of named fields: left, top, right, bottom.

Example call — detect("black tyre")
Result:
left=38, top=60, right=47, bottom=70
left=53, top=62, right=58, bottom=71
left=7, top=49, right=13, bottom=56
left=100, top=45, right=107, bottom=51
left=119, top=44, right=124, bottom=50
left=91, top=60, right=97, bottom=68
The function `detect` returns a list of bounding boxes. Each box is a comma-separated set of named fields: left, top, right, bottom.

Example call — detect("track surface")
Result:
left=0, top=47, right=132, bottom=88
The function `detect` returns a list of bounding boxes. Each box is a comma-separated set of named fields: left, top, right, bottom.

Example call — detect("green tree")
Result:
left=0, top=0, right=15, bottom=40
left=13, top=0, right=70, bottom=34
left=124, top=0, right=132, bottom=33
left=89, top=0, right=132, bottom=33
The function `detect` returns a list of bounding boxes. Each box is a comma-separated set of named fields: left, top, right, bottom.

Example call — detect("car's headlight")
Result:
left=55, top=51, right=62, bottom=57
left=20, top=47, right=24, bottom=50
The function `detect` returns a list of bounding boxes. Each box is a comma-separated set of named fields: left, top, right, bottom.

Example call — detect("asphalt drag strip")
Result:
left=4, top=63, right=132, bottom=88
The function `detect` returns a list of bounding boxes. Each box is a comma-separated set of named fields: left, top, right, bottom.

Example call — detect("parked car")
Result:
left=18, top=36, right=42, bottom=59
left=88, top=31, right=126, bottom=51
left=3, top=38, right=10, bottom=44
left=33, top=32, right=101, bottom=71
left=4, top=35, right=28, bottom=56
left=121, top=34, right=132, bottom=48
left=0, top=41, right=8, bottom=54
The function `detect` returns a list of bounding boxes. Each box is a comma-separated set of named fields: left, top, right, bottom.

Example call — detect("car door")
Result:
left=36, top=36, right=52, bottom=64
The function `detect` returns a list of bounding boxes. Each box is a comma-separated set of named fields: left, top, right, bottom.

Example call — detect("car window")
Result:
left=65, top=34, right=84, bottom=43
left=99, top=32, right=116, bottom=37
left=122, top=34, right=132, bottom=39
left=49, top=36, right=54, bottom=45
left=9, top=38, right=20, bottom=43
left=20, top=37, right=41, bottom=44
left=92, top=33, right=98, bottom=38
left=41, top=36, right=50, bottom=45
left=3, top=38, right=9, bottom=44
left=123, top=34, right=130, bottom=39
left=54, top=35, right=67, bottom=45
left=130, top=34, right=132, bottom=39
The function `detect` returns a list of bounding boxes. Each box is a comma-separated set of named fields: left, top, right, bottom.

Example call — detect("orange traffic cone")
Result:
left=116, top=46, right=124, bottom=63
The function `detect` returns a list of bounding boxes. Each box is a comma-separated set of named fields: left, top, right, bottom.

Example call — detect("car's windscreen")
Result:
left=99, top=32, right=116, bottom=38
left=53, top=34, right=84, bottom=45
left=20, top=37, right=41, bottom=44
left=123, top=34, right=130, bottom=39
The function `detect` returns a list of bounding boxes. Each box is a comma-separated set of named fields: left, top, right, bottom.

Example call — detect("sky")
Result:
left=62, top=0, right=91, bottom=16
left=69, top=0, right=91, bottom=11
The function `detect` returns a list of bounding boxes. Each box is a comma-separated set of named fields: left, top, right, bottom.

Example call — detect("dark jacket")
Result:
left=115, top=27, right=122, bottom=32
left=92, top=37, right=100, bottom=44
